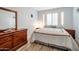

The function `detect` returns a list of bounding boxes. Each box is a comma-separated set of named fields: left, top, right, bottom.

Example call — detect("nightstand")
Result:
left=65, top=29, right=75, bottom=39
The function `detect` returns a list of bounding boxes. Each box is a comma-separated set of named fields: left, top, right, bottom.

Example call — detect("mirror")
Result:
left=0, top=7, right=17, bottom=32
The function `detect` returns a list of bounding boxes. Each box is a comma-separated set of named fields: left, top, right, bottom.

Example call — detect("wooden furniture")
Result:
left=65, top=29, right=75, bottom=39
left=0, top=29, right=27, bottom=51
left=0, top=8, right=27, bottom=51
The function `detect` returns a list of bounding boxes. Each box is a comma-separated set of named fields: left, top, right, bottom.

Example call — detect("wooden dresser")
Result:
left=0, top=29, right=27, bottom=51
left=65, top=29, right=75, bottom=39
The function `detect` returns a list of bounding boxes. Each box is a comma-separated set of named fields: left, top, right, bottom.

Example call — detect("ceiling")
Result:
left=34, top=7, right=57, bottom=11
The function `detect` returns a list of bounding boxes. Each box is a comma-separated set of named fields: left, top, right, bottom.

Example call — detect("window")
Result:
left=43, top=12, right=64, bottom=27
left=61, top=12, right=64, bottom=26
left=46, top=13, right=52, bottom=25
left=46, top=13, right=58, bottom=26
left=52, top=13, right=58, bottom=26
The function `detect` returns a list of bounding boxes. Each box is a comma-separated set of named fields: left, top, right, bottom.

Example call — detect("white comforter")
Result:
left=31, top=28, right=79, bottom=51
left=34, top=28, right=69, bottom=36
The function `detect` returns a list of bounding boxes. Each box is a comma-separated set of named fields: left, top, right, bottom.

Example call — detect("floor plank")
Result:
left=17, top=43, right=61, bottom=51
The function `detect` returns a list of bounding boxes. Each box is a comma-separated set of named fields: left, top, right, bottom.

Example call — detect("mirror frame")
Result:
left=0, top=7, right=17, bottom=30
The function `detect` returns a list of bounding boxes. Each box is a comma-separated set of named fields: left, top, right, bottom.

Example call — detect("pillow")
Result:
left=44, top=25, right=57, bottom=28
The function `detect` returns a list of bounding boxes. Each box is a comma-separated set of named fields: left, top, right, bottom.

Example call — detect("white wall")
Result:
left=38, top=7, right=73, bottom=29
left=6, top=7, right=38, bottom=41
left=73, top=7, right=79, bottom=43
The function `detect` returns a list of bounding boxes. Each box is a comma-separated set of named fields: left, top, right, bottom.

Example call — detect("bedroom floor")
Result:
left=17, top=43, right=62, bottom=51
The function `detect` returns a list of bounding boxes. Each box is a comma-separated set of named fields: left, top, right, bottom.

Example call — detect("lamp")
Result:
left=34, top=21, right=44, bottom=29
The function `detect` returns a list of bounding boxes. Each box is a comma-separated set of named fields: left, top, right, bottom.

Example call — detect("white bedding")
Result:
left=31, top=28, right=79, bottom=51
left=34, top=28, right=69, bottom=36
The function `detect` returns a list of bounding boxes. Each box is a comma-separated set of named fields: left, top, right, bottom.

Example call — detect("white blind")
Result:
left=61, top=12, right=64, bottom=26
left=46, top=13, right=52, bottom=25
left=52, top=13, right=58, bottom=26
left=43, top=12, right=64, bottom=26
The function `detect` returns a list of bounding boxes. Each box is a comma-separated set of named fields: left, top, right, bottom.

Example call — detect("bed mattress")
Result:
left=31, top=28, right=79, bottom=51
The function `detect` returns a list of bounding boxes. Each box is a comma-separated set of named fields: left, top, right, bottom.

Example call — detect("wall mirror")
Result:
left=0, top=7, right=17, bottom=32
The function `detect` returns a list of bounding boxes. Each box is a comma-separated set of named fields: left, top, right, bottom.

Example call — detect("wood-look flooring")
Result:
left=17, top=43, right=61, bottom=51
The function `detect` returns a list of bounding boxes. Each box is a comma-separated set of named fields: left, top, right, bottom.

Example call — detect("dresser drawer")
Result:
left=14, top=30, right=27, bottom=39
left=0, top=40, right=12, bottom=51
left=13, top=30, right=27, bottom=47
left=13, top=37, right=23, bottom=46
left=0, top=36, right=12, bottom=45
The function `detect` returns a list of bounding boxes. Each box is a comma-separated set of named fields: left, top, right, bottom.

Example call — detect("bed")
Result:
left=31, top=28, right=79, bottom=51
